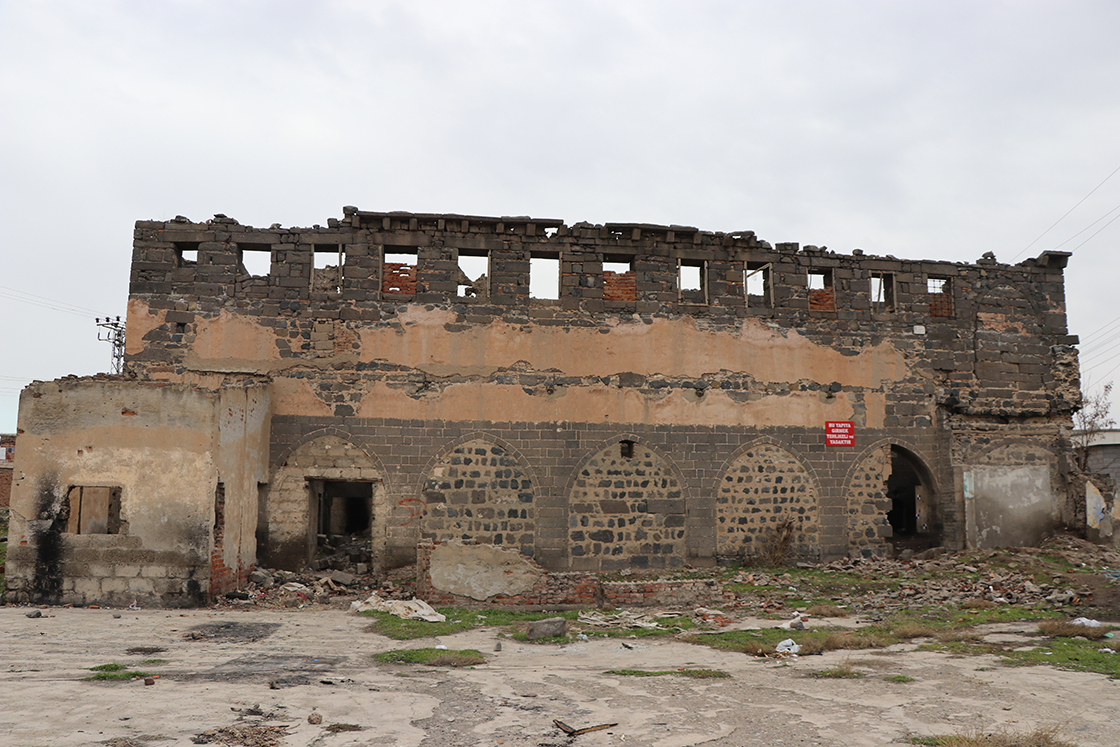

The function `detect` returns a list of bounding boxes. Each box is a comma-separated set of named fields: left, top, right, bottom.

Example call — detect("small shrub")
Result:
left=889, top=675, right=916, bottom=683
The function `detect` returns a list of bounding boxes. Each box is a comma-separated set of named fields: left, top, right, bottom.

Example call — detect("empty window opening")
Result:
left=870, top=272, right=895, bottom=311
left=927, top=276, right=952, bottom=318
left=457, top=253, right=489, bottom=297
left=65, top=486, right=122, bottom=535
left=679, top=260, right=706, bottom=304
left=383, top=250, right=417, bottom=295
left=885, top=446, right=940, bottom=553
left=314, top=480, right=374, bottom=538
left=745, top=263, right=772, bottom=307
left=238, top=243, right=272, bottom=277
left=175, top=242, right=199, bottom=265
left=808, top=270, right=835, bottom=311
left=603, top=257, right=636, bottom=302
left=312, top=244, right=344, bottom=294
left=530, top=255, right=560, bottom=300
left=620, top=439, right=636, bottom=459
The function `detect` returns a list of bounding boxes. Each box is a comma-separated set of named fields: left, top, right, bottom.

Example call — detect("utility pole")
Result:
left=96, top=316, right=126, bottom=374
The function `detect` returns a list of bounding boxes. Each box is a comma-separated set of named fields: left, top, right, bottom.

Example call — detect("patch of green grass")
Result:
left=888, top=675, right=916, bottom=683
left=362, top=607, right=578, bottom=640
left=85, top=670, right=152, bottom=681
left=139, top=659, right=167, bottom=665
left=605, top=668, right=729, bottom=679
left=374, top=648, right=485, bottom=667
left=1000, top=638, right=1120, bottom=678
left=89, top=663, right=128, bottom=672
left=810, top=661, right=864, bottom=679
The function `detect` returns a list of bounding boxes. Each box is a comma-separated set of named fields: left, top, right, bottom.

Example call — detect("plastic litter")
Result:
left=1097, top=648, right=1115, bottom=654
left=776, top=638, right=800, bottom=654
left=1071, top=617, right=1103, bottom=628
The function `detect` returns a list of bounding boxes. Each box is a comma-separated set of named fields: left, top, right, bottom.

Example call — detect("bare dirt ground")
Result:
left=2, top=605, right=1119, bottom=747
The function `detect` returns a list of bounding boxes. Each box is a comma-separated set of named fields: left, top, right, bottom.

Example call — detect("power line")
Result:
left=0, top=285, right=101, bottom=318
left=1067, top=211, right=1120, bottom=254
left=1012, top=162, right=1120, bottom=261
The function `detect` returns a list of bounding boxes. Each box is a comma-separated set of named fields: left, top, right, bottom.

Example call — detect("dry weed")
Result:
left=1037, top=620, right=1109, bottom=640
left=763, top=518, right=796, bottom=566
left=909, top=724, right=1074, bottom=746
left=894, top=623, right=938, bottom=639
left=806, top=603, right=850, bottom=618
left=935, top=628, right=985, bottom=643
left=960, top=598, right=996, bottom=610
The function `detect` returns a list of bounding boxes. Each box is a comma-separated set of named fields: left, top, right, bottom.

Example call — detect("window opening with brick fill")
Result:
left=808, top=270, right=835, bottom=311
left=927, top=277, right=952, bottom=317
left=382, top=251, right=417, bottom=296
left=65, top=486, right=122, bottom=535
left=602, top=258, right=635, bottom=302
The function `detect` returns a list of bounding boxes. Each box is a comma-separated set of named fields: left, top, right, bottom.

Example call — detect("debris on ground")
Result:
left=553, top=720, right=618, bottom=736
left=348, top=594, right=445, bottom=622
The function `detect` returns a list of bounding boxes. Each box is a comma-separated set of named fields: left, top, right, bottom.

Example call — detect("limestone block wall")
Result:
left=5, top=379, right=262, bottom=606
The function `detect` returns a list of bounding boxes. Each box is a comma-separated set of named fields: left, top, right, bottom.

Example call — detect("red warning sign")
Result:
left=825, top=421, right=854, bottom=447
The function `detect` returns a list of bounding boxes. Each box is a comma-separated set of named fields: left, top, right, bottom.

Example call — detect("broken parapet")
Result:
left=416, top=540, right=731, bottom=609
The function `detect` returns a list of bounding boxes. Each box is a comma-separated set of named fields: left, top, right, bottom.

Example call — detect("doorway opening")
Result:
left=307, top=479, right=375, bottom=569
left=885, top=446, right=940, bottom=553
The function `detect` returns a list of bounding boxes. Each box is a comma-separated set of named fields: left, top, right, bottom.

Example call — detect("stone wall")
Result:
left=7, top=208, right=1081, bottom=598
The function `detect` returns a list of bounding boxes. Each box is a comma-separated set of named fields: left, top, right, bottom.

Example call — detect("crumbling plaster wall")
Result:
left=5, top=379, right=264, bottom=606
left=96, top=210, right=1082, bottom=571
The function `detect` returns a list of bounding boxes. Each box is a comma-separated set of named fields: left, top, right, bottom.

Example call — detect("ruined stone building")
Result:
left=4, top=208, right=1083, bottom=606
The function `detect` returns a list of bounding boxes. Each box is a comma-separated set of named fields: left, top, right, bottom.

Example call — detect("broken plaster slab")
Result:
left=429, top=541, right=541, bottom=601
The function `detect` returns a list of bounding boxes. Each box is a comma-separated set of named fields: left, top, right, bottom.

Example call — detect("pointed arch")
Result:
left=264, top=432, right=386, bottom=570
left=566, top=435, right=689, bottom=571
left=715, top=438, right=821, bottom=562
left=844, top=438, right=940, bottom=558
left=417, top=433, right=539, bottom=556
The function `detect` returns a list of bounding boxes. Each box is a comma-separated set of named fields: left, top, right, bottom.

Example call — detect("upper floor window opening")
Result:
left=456, top=251, right=489, bottom=298
left=807, top=269, right=835, bottom=311
left=870, top=272, right=895, bottom=312
left=529, top=252, right=560, bottom=300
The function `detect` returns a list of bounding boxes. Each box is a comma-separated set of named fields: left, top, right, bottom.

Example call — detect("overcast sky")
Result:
left=2, top=0, right=1120, bottom=433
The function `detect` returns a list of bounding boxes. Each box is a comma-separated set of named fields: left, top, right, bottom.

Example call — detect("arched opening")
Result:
left=885, top=446, right=940, bottom=553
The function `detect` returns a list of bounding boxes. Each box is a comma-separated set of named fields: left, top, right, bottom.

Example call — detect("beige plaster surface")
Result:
left=1, top=606, right=1116, bottom=747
